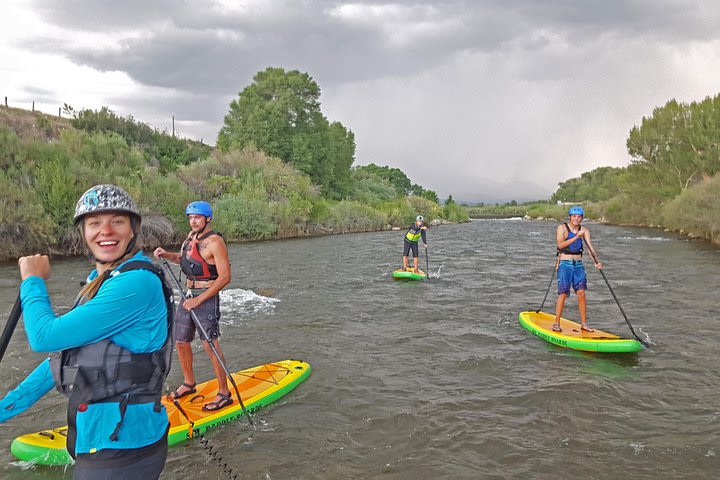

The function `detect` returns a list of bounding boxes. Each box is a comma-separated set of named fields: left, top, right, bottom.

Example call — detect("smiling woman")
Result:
left=0, top=184, right=173, bottom=480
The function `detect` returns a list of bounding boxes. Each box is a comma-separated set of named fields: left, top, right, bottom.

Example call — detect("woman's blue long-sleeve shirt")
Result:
left=0, top=252, right=170, bottom=454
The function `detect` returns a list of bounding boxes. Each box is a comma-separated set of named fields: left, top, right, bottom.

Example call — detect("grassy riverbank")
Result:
left=0, top=106, right=468, bottom=261
left=469, top=95, right=720, bottom=245
left=469, top=196, right=719, bottom=244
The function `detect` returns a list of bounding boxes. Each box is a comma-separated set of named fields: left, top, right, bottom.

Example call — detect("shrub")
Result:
left=120, top=168, right=195, bottom=235
left=443, top=201, right=469, bottom=223
left=377, top=198, right=417, bottom=226
left=408, top=195, right=443, bottom=222
left=0, top=172, right=55, bottom=256
left=661, top=174, right=720, bottom=241
left=322, top=200, right=387, bottom=233
left=212, top=192, right=277, bottom=240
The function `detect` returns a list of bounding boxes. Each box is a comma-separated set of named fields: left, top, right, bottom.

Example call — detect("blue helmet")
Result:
left=568, top=206, right=584, bottom=217
left=186, top=201, right=213, bottom=219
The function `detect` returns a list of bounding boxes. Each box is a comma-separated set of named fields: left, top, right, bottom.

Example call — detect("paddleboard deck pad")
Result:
left=392, top=268, right=427, bottom=280
left=10, top=359, right=311, bottom=466
left=518, top=311, right=642, bottom=353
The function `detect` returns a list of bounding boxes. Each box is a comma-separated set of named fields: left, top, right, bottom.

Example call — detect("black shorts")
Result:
left=174, top=290, right=221, bottom=342
left=73, top=427, right=168, bottom=480
left=403, top=239, right=419, bottom=258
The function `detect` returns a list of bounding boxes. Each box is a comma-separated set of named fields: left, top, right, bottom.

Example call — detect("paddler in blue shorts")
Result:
left=402, top=215, right=428, bottom=273
left=552, top=206, right=603, bottom=332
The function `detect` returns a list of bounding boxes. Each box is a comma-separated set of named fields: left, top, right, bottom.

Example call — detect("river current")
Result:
left=0, top=219, right=718, bottom=479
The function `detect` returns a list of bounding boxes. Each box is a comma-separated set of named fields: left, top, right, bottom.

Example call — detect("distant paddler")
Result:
left=552, top=206, right=603, bottom=332
left=154, top=201, right=234, bottom=412
left=402, top=215, right=428, bottom=273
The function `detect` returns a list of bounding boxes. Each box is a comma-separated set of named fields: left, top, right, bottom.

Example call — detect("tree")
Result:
left=411, top=184, right=439, bottom=203
left=354, top=163, right=412, bottom=195
left=551, top=166, right=625, bottom=203
left=626, top=96, right=720, bottom=196
left=217, top=67, right=356, bottom=197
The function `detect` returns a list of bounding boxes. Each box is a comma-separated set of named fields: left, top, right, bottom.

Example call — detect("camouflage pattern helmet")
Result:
left=74, top=184, right=140, bottom=224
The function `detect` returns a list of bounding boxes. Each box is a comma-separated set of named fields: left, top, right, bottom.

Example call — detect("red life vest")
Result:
left=180, top=230, right=220, bottom=281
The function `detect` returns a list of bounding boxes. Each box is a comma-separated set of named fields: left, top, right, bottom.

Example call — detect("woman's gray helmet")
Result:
left=416, top=215, right=424, bottom=221
left=74, top=185, right=141, bottom=263
left=74, top=184, right=140, bottom=225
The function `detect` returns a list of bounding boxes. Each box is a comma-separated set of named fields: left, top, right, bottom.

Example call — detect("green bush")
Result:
left=212, top=191, right=277, bottom=240
left=120, top=169, right=195, bottom=234
left=322, top=200, right=387, bottom=233
left=443, top=201, right=469, bottom=223
left=408, top=195, right=443, bottom=222
left=309, top=198, right=332, bottom=223
left=0, top=172, right=55, bottom=256
left=377, top=197, right=416, bottom=226
left=350, top=171, right=399, bottom=205
left=661, top=174, right=720, bottom=241
left=34, top=153, right=84, bottom=233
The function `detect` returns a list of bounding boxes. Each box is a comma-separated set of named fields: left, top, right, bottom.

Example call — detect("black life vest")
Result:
left=557, top=223, right=583, bottom=256
left=180, top=230, right=219, bottom=281
left=49, top=260, right=174, bottom=458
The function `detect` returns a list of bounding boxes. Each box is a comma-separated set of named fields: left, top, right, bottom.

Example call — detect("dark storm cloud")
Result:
left=26, top=0, right=720, bottom=98
left=17, top=0, right=720, bottom=200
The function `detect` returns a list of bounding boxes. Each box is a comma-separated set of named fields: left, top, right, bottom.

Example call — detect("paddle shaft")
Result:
left=582, top=239, right=649, bottom=347
left=0, top=295, right=22, bottom=364
left=536, top=256, right=560, bottom=313
left=160, top=259, right=256, bottom=429
left=424, top=246, right=430, bottom=279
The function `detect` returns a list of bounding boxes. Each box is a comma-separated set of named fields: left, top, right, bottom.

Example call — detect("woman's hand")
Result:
left=18, top=254, right=51, bottom=281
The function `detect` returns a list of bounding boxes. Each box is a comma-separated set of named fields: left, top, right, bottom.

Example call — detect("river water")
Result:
left=0, top=219, right=718, bottom=479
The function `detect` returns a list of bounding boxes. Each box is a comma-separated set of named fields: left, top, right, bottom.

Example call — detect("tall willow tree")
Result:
left=217, top=67, right=355, bottom=198
left=626, top=96, right=720, bottom=195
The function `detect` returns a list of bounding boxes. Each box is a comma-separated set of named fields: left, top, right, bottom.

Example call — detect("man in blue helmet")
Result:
left=154, top=201, right=234, bottom=411
left=552, top=206, right=603, bottom=332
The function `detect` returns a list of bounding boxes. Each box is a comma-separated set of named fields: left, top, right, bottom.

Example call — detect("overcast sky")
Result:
left=3, top=1, right=720, bottom=202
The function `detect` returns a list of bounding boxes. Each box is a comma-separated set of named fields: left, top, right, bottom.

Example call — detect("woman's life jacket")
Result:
left=180, top=230, right=219, bottom=282
left=49, top=261, right=174, bottom=457
left=405, top=224, right=426, bottom=243
left=557, top=223, right=583, bottom=256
